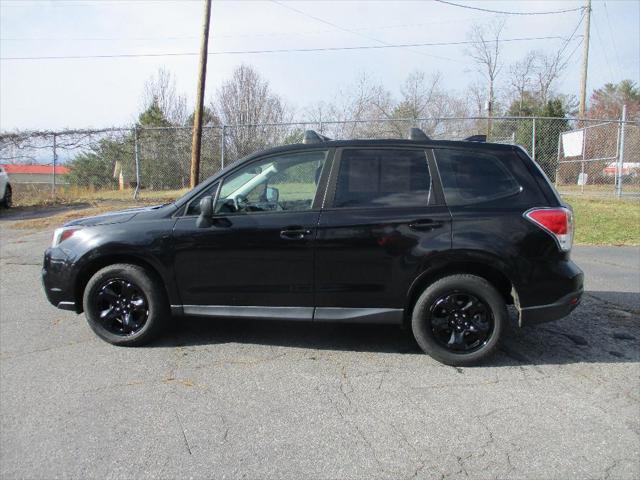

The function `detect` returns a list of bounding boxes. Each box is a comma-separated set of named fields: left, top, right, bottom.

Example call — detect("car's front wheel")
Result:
left=83, top=263, right=169, bottom=346
left=411, top=274, right=506, bottom=366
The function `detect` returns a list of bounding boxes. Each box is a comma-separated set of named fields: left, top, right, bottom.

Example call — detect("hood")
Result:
left=65, top=204, right=172, bottom=227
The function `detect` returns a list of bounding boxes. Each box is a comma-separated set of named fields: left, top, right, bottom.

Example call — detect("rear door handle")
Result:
left=280, top=227, right=312, bottom=240
left=409, top=220, right=444, bottom=231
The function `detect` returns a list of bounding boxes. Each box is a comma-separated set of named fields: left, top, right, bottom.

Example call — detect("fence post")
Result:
left=617, top=104, right=627, bottom=198
left=555, top=131, right=562, bottom=187
left=531, top=118, right=536, bottom=163
left=133, top=127, right=141, bottom=200
left=52, top=133, right=57, bottom=199
left=220, top=125, right=226, bottom=169
left=581, top=125, right=586, bottom=194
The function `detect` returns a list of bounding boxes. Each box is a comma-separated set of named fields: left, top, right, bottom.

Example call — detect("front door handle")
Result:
left=409, top=220, right=444, bottom=231
left=280, top=227, right=312, bottom=240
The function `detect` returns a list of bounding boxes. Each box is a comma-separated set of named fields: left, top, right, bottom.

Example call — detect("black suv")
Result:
left=42, top=129, right=583, bottom=365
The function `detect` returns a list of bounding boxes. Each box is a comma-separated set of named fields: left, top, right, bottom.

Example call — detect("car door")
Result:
left=172, top=148, right=332, bottom=320
left=314, top=147, right=451, bottom=322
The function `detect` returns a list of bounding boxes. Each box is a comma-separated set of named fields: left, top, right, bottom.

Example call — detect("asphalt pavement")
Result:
left=0, top=224, right=638, bottom=479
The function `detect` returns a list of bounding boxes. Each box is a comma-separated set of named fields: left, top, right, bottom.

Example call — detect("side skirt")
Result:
left=172, top=305, right=403, bottom=325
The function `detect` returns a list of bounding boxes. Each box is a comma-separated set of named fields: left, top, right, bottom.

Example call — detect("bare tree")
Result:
left=141, top=68, right=187, bottom=125
left=534, top=50, right=568, bottom=105
left=393, top=71, right=470, bottom=136
left=305, top=73, right=388, bottom=139
left=508, top=51, right=536, bottom=115
left=306, top=71, right=470, bottom=140
left=212, top=64, right=290, bottom=159
left=467, top=81, right=487, bottom=117
left=466, top=18, right=506, bottom=135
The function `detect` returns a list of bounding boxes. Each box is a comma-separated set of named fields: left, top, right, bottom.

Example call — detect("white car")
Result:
left=0, top=166, right=12, bottom=208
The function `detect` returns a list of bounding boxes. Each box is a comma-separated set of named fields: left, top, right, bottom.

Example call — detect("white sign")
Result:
left=578, top=173, right=588, bottom=185
left=561, top=130, right=584, bottom=157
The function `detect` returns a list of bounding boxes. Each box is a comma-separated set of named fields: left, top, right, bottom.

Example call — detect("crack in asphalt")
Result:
left=174, top=408, right=193, bottom=455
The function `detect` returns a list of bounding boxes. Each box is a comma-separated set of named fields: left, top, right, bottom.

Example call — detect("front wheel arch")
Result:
left=74, top=254, right=170, bottom=314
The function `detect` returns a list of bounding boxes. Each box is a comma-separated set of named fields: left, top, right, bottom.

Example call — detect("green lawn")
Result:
left=566, top=196, right=640, bottom=246
left=11, top=184, right=640, bottom=246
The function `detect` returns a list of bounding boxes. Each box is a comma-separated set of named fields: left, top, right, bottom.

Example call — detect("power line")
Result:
left=270, top=0, right=456, bottom=62
left=566, top=37, right=585, bottom=67
left=0, top=19, right=480, bottom=42
left=592, top=12, right=616, bottom=80
left=434, top=0, right=585, bottom=16
left=603, top=2, right=624, bottom=79
left=0, top=35, right=576, bottom=61
left=558, top=8, right=586, bottom=60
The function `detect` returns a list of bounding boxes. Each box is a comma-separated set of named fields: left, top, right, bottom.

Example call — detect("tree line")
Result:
left=64, top=16, right=639, bottom=190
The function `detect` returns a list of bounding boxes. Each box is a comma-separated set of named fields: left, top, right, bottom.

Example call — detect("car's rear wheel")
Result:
left=83, top=264, right=169, bottom=346
left=411, top=274, right=506, bottom=366
left=2, top=185, right=11, bottom=208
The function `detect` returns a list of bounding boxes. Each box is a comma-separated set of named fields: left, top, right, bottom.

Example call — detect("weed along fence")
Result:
left=0, top=115, right=638, bottom=205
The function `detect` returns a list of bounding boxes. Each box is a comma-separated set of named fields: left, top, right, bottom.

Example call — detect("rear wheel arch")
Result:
left=74, top=254, right=170, bottom=313
left=404, top=259, right=518, bottom=325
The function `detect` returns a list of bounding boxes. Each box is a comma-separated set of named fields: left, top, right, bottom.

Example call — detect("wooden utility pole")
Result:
left=190, top=0, right=212, bottom=188
left=578, top=0, right=591, bottom=118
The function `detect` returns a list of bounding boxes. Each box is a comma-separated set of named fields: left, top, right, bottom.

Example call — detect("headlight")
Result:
left=51, top=226, right=83, bottom=247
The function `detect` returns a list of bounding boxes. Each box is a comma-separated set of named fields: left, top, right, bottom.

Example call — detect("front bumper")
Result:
left=42, top=247, right=79, bottom=313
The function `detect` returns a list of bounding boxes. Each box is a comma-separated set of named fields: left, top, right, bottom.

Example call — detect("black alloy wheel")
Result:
left=411, top=274, right=506, bottom=366
left=429, top=292, right=493, bottom=353
left=93, top=278, right=149, bottom=336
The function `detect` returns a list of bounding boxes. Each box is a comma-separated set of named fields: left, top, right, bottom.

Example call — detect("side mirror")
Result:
left=196, top=196, right=213, bottom=228
left=266, top=186, right=279, bottom=204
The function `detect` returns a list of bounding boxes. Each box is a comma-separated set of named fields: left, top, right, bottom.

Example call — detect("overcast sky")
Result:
left=1, top=0, right=639, bottom=131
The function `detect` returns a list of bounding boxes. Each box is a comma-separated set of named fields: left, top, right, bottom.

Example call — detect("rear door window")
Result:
left=333, top=149, right=430, bottom=208
left=434, top=149, right=522, bottom=206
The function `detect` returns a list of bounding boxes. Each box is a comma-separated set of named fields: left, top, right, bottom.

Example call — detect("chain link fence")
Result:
left=1, top=116, right=638, bottom=206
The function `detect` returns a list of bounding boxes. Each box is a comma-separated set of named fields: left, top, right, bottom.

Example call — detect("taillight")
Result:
left=524, top=207, right=573, bottom=252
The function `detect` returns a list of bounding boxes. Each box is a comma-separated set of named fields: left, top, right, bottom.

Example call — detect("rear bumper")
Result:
left=519, top=289, right=583, bottom=326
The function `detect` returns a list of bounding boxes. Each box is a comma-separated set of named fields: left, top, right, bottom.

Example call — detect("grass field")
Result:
left=566, top=195, right=640, bottom=246
left=8, top=187, right=640, bottom=246
left=12, top=186, right=189, bottom=207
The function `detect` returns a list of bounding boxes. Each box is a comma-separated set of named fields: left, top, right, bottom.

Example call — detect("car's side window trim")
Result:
left=426, top=149, right=446, bottom=206
left=181, top=181, right=222, bottom=218
left=323, top=146, right=441, bottom=210
left=207, top=147, right=333, bottom=218
left=311, top=148, right=335, bottom=210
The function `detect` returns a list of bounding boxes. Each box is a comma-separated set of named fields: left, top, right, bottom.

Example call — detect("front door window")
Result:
left=215, top=150, right=328, bottom=214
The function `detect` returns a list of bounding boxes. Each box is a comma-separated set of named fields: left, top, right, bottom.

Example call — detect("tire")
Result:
left=83, top=263, right=169, bottom=346
left=411, top=274, right=506, bottom=366
left=2, top=185, right=11, bottom=208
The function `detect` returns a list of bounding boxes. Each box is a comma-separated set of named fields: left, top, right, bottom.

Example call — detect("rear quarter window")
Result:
left=434, top=149, right=522, bottom=206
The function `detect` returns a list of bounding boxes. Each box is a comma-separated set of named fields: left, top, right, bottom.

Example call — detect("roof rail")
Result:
left=464, top=134, right=486, bottom=142
left=303, top=130, right=332, bottom=144
left=408, top=127, right=431, bottom=141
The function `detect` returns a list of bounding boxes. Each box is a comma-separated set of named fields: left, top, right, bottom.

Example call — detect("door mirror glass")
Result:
left=196, top=196, right=214, bottom=228
left=265, top=186, right=279, bottom=204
